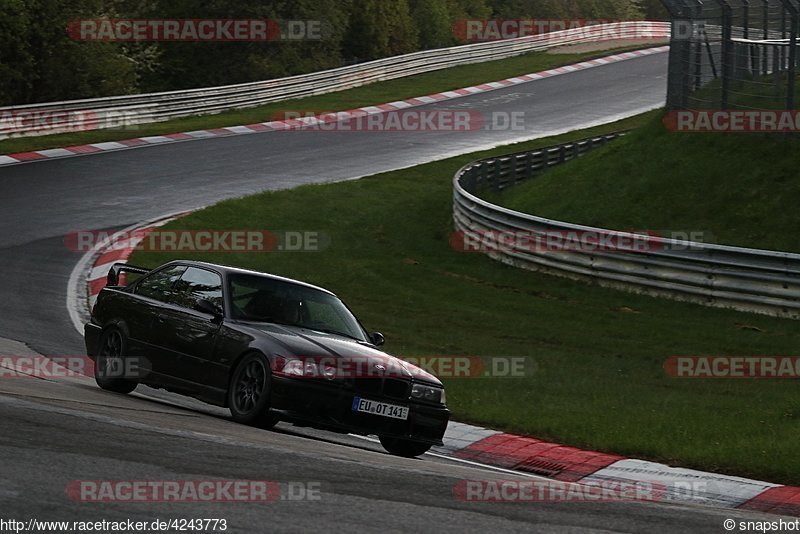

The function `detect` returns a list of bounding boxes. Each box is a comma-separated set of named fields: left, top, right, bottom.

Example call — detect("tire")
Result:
left=379, top=436, right=432, bottom=458
left=94, top=328, right=138, bottom=394
left=228, top=352, right=279, bottom=428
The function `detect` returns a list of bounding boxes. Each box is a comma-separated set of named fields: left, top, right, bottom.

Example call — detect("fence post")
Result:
left=525, top=152, right=534, bottom=180
left=661, top=0, right=696, bottom=109
left=780, top=0, right=799, bottom=111
left=712, top=0, right=733, bottom=109
left=765, top=0, right=771, bottom=77
left=741, top=0, right=761, bottom=78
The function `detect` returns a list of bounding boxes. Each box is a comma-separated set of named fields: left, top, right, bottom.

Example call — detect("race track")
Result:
left=0, top=50, right=773, bottom=531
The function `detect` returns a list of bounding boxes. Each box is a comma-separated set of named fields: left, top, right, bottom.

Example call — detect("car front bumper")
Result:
left=271, top=375, right=449, bottom=446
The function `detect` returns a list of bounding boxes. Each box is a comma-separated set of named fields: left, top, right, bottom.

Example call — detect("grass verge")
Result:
left=1, top=43, right=656, bottom=155
left=128, top=111, right=800, bottom=485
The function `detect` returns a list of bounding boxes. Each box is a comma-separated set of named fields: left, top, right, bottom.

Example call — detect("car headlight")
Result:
left=279, top=358, right=319, bottom=377
left=322, top=364, right=337, bottom=380
left=411, top=384, right=446, bottom=404
left=278, top=358, right=337, bottom=380
left=281, top=358, right=307, bottom=377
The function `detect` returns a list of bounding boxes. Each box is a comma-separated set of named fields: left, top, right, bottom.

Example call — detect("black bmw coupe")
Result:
left=85, top=261, right=449, bottom=457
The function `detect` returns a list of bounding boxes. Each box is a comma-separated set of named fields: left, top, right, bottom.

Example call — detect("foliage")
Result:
left=1, top=0, right=648, bottom=104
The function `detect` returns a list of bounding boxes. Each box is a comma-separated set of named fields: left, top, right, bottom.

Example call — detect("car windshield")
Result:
left=229, top=273, right=368, bottom=342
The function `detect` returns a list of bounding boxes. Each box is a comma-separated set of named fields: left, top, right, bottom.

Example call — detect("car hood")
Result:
left=251, top=323, right=442, bottom=386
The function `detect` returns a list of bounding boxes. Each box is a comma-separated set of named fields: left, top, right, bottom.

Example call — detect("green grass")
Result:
left=495, top=112, right=800, bottom=253
left=0, top=43, right=653, bottom=155
left=689, top=71, right=800, bottom=110
left=129, top=111, right=800, bottom=485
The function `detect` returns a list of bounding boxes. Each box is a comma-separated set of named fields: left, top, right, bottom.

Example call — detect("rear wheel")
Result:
left=379, top=436, right=432, bottom=458
left=228, top=352, right=279, bottom=428
left=95, top=328, right=138, bottom=394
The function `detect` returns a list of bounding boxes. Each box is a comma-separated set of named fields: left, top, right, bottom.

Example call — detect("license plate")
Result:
left=352, top=396, right=409, bottom=420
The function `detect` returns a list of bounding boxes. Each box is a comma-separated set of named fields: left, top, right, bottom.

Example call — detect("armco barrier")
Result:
left=0, top=21, right=669, bottom=139
left=453, top=133, right=800, bottom=318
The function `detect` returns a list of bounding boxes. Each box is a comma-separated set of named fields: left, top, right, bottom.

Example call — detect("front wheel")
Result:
left=95, top=328, right=138, bottom=394
left=379, top=436, right=432, bottom=458
left=228, top=352, right=279, bottom=428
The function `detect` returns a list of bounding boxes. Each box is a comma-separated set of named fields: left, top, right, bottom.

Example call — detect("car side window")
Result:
left=135, top=265, right=187, bottom=302
left=171, top=267, right=223, bottom=311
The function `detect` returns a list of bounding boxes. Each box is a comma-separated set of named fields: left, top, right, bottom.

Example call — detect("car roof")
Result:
left=162, top=260, right=336, bottom=296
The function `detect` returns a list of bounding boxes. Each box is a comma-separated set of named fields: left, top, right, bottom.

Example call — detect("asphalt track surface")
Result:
left=0, top=50, right=780, bottom=531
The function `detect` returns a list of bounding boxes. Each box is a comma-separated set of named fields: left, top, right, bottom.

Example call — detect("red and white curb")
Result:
left=436, top=425, right=799, bottom=515
left=67, top=211, right=192, bottom=334
left=69, top=207, right=798, bottom=517
left=2, top=46, right=669, bottom=167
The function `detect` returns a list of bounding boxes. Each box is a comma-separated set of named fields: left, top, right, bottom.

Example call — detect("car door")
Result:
left=126, top=264, right=188, bottom=380
left=151, top=266, right=224, bottom=388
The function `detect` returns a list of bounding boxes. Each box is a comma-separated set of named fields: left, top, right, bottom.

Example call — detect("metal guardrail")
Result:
left=453, top=133, right=800, bottom=318
left=0, top=21, right=670, bottom=139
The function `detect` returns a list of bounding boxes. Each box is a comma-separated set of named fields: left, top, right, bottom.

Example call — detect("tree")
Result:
left=447, top=0, right=492, bottom=20
left=0, top=0, right=35, bottom=105
left=488, top=0, right=644, bottom=19
left=133, top=0, right=349, bottom=90
left=410, top=0, right=453, bottom=49
left=641, top=0, right=669, bottom=20
left=344, top=0, right=418, bottom=61
left=0, top=0, right=657, bottom=104
left=1, top=0, right=136, bottom=105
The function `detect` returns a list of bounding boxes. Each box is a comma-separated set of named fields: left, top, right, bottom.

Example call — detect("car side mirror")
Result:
left=370, top=332, right=385, bottom=346
left=196, top=299, right=223, bottom=319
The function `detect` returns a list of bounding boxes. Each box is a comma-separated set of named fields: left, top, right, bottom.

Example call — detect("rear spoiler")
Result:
left=106, top=263, right=151, bottom=287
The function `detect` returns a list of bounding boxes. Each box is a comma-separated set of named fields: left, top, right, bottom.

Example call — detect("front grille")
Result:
left=383, top=378, right=410, bottom=399
left=353, top=377, right=410, bottom=400
left=354, top=378, right=381, bottom=395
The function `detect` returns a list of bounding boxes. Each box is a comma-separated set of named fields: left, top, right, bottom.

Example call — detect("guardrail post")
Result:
left=464, top=167, right=477, bottom=193
left=509, top=156, right=518, bottom=186
left=491, top=160, right=501, bottom=192
left=525, top=152, right=534, bottom=180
